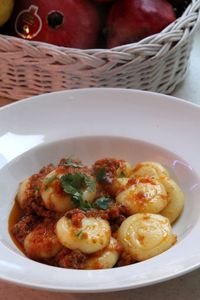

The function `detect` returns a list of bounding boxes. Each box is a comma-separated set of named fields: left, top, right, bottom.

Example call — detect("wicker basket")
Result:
left=0, top=1, right=200, bottom=101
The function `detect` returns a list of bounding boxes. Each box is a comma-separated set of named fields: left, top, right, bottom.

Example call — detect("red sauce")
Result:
left=8, top=199, right=25, bottom=253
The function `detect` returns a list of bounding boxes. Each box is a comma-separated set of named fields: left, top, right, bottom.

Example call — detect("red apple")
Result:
left=106, top=0, right=176, bottom=48
left=11, top=0, right=100, bottom=49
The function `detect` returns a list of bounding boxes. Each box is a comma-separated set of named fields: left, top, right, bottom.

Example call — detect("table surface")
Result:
left=0, top=29, right=200, bottom=300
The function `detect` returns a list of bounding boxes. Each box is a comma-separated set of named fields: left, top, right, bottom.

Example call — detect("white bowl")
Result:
left=0, top=88, right=200, bottom=293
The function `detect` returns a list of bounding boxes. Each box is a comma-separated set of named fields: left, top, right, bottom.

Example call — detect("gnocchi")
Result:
left=84, top=237, right=121, bottom=269
left=41, top=167, right=96, bottom=213
left=24, top=221, right=62, bottom=259
left=56, top=215, right=111, bottom=254
left=118, top=213, right=176, bottom=261
left=160, top=177, right=184, bottom=223
left=116, top=177, right=168, bottom=214
left=132, top=161, right=169, bottom=179
left=17, top=177, right=32, bottom=209
left=93, top=158, right=132, bottom=196
left=41, top=169, right=74, bottom=212
left=9, top=157, right=184, bottom=270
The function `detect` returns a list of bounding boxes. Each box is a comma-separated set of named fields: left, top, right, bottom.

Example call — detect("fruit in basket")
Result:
left=94, top=0, right=116, bottom=3
left=11, top=0, right=100, bottom=49
left=106, top=0, right=176, bottom=48
left=0, top=0, right=15, bottom=27
left=167, top=0, right=191, bottom=17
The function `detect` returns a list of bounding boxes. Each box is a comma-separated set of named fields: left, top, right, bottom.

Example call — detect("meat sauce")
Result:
left=9, top=200, right=128, bottom=268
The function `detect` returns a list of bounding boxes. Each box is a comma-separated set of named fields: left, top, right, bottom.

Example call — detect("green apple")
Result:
left=0, top=0, right=15, bottom=27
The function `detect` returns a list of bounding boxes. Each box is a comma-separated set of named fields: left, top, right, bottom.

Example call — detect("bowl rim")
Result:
left=0, top=87, right=200, bottom=293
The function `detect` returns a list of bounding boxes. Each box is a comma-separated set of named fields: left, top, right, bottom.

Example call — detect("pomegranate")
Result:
left=106, top=0, right=176, bottom=48
left=94, top=0, right=115, bottom=3
left=11, top=0, right=100, bottom=49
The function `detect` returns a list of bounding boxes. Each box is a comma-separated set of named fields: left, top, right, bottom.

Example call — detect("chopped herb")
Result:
left=33, top=186, right=40, bottom=192
left=60, top=172, right=114, bottom=211
left=84, top=175, right=96, bottom=192
left=60, top=172, right=95, bottom=211
left=43, top=175, right=57, bottom=185
left=70, top=190, right=83, bottom=207
left=75, top=230, right=84, bottom=239
left=43, top=174, right=57, bottom=190
left=61, top=172, right=95, bottom=193
left=71, top=190, right=92, bottom=211
left=96, top=168, right=107, bottom=183
left=64, top=159, right=83, bottom=168
left=79, top=198, right=92, bottom=211
left=93, top=196, right=113, bottom=210
left=119, top=171, right=126, bottom=178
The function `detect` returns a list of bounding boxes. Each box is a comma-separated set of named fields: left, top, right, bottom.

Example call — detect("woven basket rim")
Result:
left=1, top=0, right=200, bottom=55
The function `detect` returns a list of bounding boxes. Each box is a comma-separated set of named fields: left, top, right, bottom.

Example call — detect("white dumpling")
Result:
left=82, top=186, right=97, bottom=203
left=117, top=213, right=176, bottom=261
left=17, top=177, right=31, bottom=209
left=40, top=168, right=96, bottom=213
left=24, top=222, right=62, bottom=259
left=40, top=169, right=73, bottom=212
left=84, top=237, right=121, bottom=269
left=116, top=178, right=168, bottom=214
left=116, top=161, right=132, bottom=178
left=160, top=177, right=184, bottom=223
left=93, top=158, right=132, bottom=183
left=56, top=216, right=111, bottom=254
left=109, top=177, right=129, bottom=196
left=132, top=161, right=169, bottom=179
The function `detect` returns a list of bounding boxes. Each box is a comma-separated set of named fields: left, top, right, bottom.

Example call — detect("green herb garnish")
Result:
left=61, top=172, right=95, bottom=192
left=119, top=171, right=126, bottom=178
left=60, top=172, right=95, bottom=211
left=75, top=230, right=84, bottom=239
left=64, top=159, right=83, bottom=168
left=93, top=196, right=113, bottom=210
left=43, top=175, right=57, bottom=185
left=84, top=175, right=96, bottom=192
left=60, top=172, right=114, bottom=211
left=43, top=174, right=57, bottom=190
left=96, top=168, right=107, bottom=183
left=33, top=185, right=40, bottom=192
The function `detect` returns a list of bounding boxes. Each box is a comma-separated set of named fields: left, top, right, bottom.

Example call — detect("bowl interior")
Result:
left=1, top=135, right=200, bottom=256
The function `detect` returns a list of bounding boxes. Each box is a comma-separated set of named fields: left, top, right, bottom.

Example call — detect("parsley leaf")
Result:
left=93, top=197, right=113, bottom=210
left=43, top=174, right=57, bottom=185
left=119, top=171, right=126, bottom=178
left=64, top=159, right=83, bottom=168
left=96, top=168, right=107, bottom=183
left=43, top=175, right=57, bottom=190
left=60, top=172, right=95, bottom=211
left=75, top=230, right=84, bottom=239
left=79, top=198, right=92, bottom=211
left=84, top=175, right=96, bottom=192
left=33, top=185, right=40, bottom=192
left=60, top=172, right=114, bottom=211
